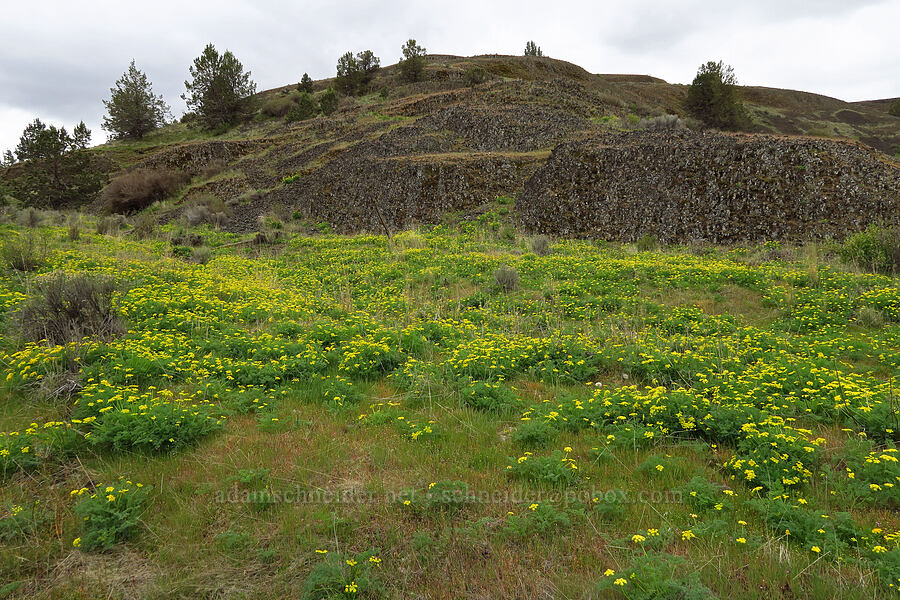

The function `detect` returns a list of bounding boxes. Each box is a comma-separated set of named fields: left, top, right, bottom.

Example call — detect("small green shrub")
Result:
left=512, top=420, right=558, bottom=448
left=192, top=246, right=212, bottom=264
left=71, top=480, right=150, bottom=552
left=319, top=88, right=339, bottom=116
left=502, top=502, right=577, bottom=538
left=506, top=449, right=579, bottom=486
left=494, top=265, right=520, bottom=292
left=286, top=92, right=317, bottom=122
left=18, top=272, right=123, bottom=344
left=592, top=490, right=627, bottom=522
left=856, top=306, right=885, bottom=329
left=302, top=549, right=383, bottom=600
left=636, top=234, right=659, bottom=252
left=398, top=480, right=473, bottom=515
left=132, top=212, right=156, bottom=239
left=597, top=551, right=717, bottom=599
left=395, top=231, right=425, bottom=249
left=638, top=114, right=685, bottom=130
left=0, top=502, right=48, bottom=541
left=889, top=99, right=900, bottom=118
left=67, top=219, right=81, bottom=241
left=260, top=95, right=294, bottom=118
left=840, top=225, right=900, bottom=274
left=461, top=380, right=518, bottom=412
left=1, top=234, right=47, bottom=272
left=87, top=399, right=223, bottom=453
left=463, top=66, right=488, bottom=88
left=680, top=476, right=729, bottom=513
left=16, top=208, right=42, bottom=228
left=530, top=235, right=551, bottom=256
left=96, top=215, right=126, bottom=235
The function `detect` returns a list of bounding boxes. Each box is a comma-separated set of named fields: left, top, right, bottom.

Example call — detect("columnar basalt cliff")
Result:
left=6, top=55, right=897, bottom=239
left=517, top=130, right=900, bottom=243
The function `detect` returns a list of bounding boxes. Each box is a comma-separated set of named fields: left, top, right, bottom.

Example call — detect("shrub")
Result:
left=890, top=99, right=900, bottom=118
left=286, top=92, right=317, bottom=122
left=461, top=380, right=518, bottom=412
left=16, top=207, right=42, bottom=228
left=18, top=272, right=123, bottom=344
left=503, top=503, right=576, bottom=539
left=398, top=480, right=473, bottom=515
left=132, top=212, right=156, bottom=239
left=100, top=168, right=187, bottom=214
left=395, top=231, right=425, bottom=249
left=96, top=215, right=126, bottom=236
left=1, top=234, right=47, bottom=271
left=506, top=449, right=580, bottom=487
left=0, top=502, right=48, bottom=541
left=597, top=551, right=717, bottom=599
left=463, top=66, right=488, bottom=88
left=530, top=235, right=551, bottom=256
left=67, top=219, right=80, bottom=241
left=638, top=114, right=686, bottom=130
left=494, top=265, right=520, bottom=292
left=636, top=234, right=659, bottom=252
left=512, top=419, right=557, bottom=448
left=87, top=400, right=223, bottom=453
left=319, top=88, right=339, bottom=116
left=260, top=95, right=294, bottom=118
left=685, top=60, right=749, bottom=130
left=192, top=246, right=212, bottom=264
left=856, top=306, right=885, bottom=329
left=302, top=549, right=383, bottom=600
left=592, top=490, right=627, bottom=522
left=71, top=480, right=149, bottom=552
left=839, top=225, right=900, bottom=274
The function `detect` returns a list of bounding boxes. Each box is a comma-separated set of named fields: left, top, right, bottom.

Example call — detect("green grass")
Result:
left=0, top=218, right=898, bottom=599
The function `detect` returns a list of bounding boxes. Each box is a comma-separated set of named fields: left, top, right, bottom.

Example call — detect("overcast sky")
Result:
left=1, top=0, right=898, bottom=153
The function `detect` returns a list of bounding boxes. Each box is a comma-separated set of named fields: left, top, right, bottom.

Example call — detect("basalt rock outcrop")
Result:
left=517, top=130, right=900, bottom=243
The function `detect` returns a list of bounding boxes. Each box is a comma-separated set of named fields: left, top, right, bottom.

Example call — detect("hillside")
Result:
left=3, top=54, right=899, bottom=241
left=3, top=54, right=900, bottom=600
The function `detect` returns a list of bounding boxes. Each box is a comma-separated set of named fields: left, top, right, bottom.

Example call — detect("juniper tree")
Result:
left=398, top=39, right=426, bottom=83
left=183, top=44, right=257, bottom=129
left=102, top=60, right=170, bottom=139
left=298, top=73, right=314, bottom=93
left=685, top=61, right=749, bottom=130
left=524, top=41, right=543, bottom=57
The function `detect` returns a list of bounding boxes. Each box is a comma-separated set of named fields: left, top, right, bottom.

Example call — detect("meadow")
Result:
left=1, top=212, right=899, bottom=599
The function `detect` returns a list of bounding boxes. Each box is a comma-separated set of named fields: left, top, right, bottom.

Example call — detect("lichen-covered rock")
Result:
left=517, top=130, right=900, bottom=243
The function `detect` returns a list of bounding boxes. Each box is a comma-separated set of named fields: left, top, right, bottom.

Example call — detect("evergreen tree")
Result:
left=524, top=41, right=543, bottom=57
left=102, top=61, right=170, bottom=139
left=335, top=50, right=380, bottom=96
left=398, top=39, right=426, bottom=83
left=319, top=88, right=339, bottom=115
left=286, top=93, right=317, bottom=122
left=12, top=119, right=102, bottom=208
left=685, top=61, right=749, bottom=130
left=182, top=43, right=257, bottom=129
left=72, top=122, right=91, bottom=149
left=298, top=73, right=314, bottom=93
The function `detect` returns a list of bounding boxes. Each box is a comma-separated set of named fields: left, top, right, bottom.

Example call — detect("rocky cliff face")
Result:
left=517, top=130, right=900, bottom=243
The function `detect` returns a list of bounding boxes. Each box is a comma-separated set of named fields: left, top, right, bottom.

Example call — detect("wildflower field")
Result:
left=1, top=217, right=899, bottom=599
